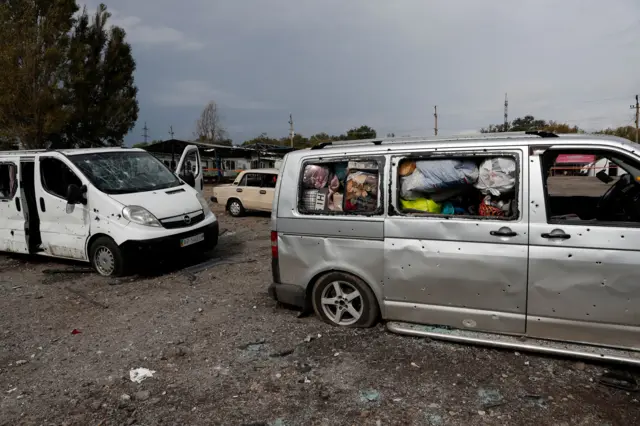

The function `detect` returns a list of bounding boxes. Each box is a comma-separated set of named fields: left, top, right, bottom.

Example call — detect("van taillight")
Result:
left=270, top=231, right=278, bottom=258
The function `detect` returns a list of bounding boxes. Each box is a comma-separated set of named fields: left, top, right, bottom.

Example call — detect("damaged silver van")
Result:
left=269, top=132, right=640, bottom=365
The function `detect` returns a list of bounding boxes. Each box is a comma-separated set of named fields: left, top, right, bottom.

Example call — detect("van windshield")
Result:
left=69, top=151, right=182, bottom=194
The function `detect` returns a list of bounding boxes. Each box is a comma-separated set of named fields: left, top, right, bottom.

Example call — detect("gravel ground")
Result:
left=1, top=190, right=639, bottom=425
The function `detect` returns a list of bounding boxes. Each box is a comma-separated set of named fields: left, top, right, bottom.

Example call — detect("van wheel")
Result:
left=228, top=199, right=245, bottom=217
left=311, top=272, right=379, bottom=328
left=89, top=236, right=126, bottom=277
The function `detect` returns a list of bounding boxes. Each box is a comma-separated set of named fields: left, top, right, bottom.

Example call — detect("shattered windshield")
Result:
left=69, top=151, right=182, bottom=194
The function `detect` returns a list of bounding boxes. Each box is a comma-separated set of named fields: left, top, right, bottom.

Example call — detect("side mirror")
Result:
left=66, top=184, right=87, bottom=205
left=596, top=170, right=614, bottom=184
left=181, top=171, right=196, bottom=187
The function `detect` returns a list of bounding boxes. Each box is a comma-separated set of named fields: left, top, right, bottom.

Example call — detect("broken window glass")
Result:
left=0, top=163, right=17, bottom=200
left=41, top=158, right=82, bottom=199
left=69, top=152, right=182, bottom=195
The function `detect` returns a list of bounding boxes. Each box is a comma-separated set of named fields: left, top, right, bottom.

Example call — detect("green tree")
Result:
left=481, top=116, right=580, bottom=134
left=132, top=142, right=149, bottom=149
left=0, top=1, right=137, bottom=149
left=56, top=4, right=138, bottom=148
left=242, top=133, right=282, bottom=147
left=0, top=0, right=78, bottom=149
left=595, top=126, right=637, bottom=143
left=346, top=125, right=376, bottom=140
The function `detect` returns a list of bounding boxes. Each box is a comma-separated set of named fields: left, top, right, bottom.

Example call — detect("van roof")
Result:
left=0, top=147, right=142, bottom=157
left=240, top=168, right=279, bottom=174
left=290, top=132, right=637, bottom=157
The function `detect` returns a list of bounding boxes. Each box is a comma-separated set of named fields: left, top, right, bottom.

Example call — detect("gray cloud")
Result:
left=81, top=0, right=640, bottom=144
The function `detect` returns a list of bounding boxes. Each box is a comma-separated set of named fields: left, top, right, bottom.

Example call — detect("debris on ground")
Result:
left=129, top=368, right=156, bottom=383
left=478, top=388, right=504, bottom=409
left=71, top=329, right=81, bottom=335
left=359, top=389, right=380, bottom=403
left=15, top=360, right=27, bottom=366
left=598, top=371, right=638, bottom=392
left=239, top=339, right=266, bottom=351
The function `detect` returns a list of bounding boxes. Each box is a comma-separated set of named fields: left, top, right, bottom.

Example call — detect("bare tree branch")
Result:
left=194, top=101, right=228, bottom=143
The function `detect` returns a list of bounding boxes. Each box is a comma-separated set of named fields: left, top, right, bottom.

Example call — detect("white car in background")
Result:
left=211, top=168, right=279, bottom=217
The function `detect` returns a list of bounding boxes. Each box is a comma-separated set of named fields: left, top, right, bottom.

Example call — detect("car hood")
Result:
left=109, top=186, right=202, bottom=220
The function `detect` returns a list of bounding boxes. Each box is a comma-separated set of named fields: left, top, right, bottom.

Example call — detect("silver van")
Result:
left=269, top=132, right=640, bottom=365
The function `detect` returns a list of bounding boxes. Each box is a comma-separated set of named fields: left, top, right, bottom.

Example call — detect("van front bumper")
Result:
left=120, top=220, right=219, bottom=258
left=268, top=282, right=307, bottom=310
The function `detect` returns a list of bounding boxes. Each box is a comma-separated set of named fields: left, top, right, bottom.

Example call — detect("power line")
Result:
left=168, top=125, right=175, bottom=140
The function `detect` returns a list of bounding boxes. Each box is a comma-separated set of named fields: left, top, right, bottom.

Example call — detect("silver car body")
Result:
left=269, top=133, right=640, bottom=362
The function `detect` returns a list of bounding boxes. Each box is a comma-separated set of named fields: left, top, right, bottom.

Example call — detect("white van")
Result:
left=0, top=145, right=218, bottom=276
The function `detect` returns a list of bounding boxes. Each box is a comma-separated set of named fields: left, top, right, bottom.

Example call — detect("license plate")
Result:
left=180, top=233, right=204, bottom=248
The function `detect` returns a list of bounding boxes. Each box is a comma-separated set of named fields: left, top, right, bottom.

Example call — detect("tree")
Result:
left=481, top=116, right=580, bottom=134
left=242, top=133, right=282, bottom=147
left=0, top=1, right=138, bottom=149
left=194, top=101, right=229, bottom=144
left=346, top=125, right=376, bottom=140
left=56, top=4, right=138, bottom=148
left=0, top=0, right=79, bottom=149
left=132, top=142, right=149, bottom=148
left=595, top=126, right=637, bottom=142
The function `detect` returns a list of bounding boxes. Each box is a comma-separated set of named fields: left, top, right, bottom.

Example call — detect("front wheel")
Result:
left=311, top=272, right=380, bottom=328
left=89, top=236, right=126, bottom=277
left=228, top=199, right=245, bottom=217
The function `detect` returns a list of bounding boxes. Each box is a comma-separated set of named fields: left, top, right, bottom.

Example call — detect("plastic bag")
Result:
left=303, top=165, right=330, bottom=189
left=400, top=160, right=478, bottom=199
left=400, top=198, right=442, bottom=213
left=474, top=158, right=516, bottom=196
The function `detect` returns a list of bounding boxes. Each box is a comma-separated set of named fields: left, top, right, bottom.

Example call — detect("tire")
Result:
left=227, top=199, right=245, bottom=217
left=311, top=272, right=380, bottom=328
left=89, top=236, right=126, bottom=277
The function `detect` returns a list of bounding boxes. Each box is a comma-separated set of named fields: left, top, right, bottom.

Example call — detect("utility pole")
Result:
left=504, top=93, right=509, bottom=132
left=631, top=95, right=639, bottom=144
left=433, top=105, right=438, bottom=136
left=168, top=125, right=175, bottom=140
left=288, top=113, right=294, bottom=148
left=142, top=122, right=149, bottom=143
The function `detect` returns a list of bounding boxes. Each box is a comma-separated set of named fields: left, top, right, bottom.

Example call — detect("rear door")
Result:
left=384, top=147, right=529, bottom=334
left=176, top=145, right=203, bottom=195
left=257, top=173, right=278, bottom=210
left=0, top=160, right=28, bottom=253
left=35, top=153, right=90, bottom=260
left=237, top=173, right=262, bottom=210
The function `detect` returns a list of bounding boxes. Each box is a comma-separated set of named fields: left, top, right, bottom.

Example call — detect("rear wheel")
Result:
left=89, top=236, right=126, bottom=277
left=228, top=199, right=245, bottom=217
left=311, top=272, right=379, bottom=328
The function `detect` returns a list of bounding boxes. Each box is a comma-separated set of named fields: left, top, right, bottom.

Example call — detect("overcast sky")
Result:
left=81, top=0, right=640, bottom=145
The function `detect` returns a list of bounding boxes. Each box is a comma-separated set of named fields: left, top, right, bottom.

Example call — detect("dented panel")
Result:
left=528, top=152, right=640, bottom=350
left=277, top=232, right=385, bottom=308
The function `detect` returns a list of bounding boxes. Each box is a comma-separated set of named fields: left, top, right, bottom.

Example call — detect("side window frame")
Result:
left=40, top=157, right=83, bottom=201
left=245, top=173, right=262, bottom=187
left=390, top=150, right=522, bottom=222
left=296, top=155, right=386, bottom=217
left=0, top=162, right=18, bottom=201
left=540, top=147, right=640, bottom=229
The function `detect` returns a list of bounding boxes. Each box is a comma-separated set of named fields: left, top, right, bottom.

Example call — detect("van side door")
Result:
left=527, top=145, right=640, bottom=350
left=384, top=148, right=529, bottom=334
left=257, top=173, right=278, bottom=210
left=0, top=160, right=28, bottom=253
left=176, top=145, right=203, bottom=194
left=35, top=153, right=90, bottom=260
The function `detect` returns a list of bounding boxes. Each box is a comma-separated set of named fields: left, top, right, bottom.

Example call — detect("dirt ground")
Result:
left=1, top=188, right=639, bottom=426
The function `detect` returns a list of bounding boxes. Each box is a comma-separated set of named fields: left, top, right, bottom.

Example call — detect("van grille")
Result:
left=160, top=210, right=205, bottom=229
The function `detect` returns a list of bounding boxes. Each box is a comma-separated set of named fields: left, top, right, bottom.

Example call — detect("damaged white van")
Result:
left=0, top=145, right=218, bottom=276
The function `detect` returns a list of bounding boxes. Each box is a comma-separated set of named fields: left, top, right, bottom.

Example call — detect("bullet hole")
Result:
left=621, top=235, right=625, bottom=238
left=535, top=204, right=539, bottom=208
left=552, top=309, right=556, bottom=313
left=587, top=228, right=590, bottom=232
left=578, top=234, right=582, bottom=236
left=537, top=318, right=541, bottom=321
left=596, top=261, right=602, bottom=264
left=586, top=313, right=590, bottom=316
left=593, top=305, right=596, bottom=307
left=568, top=254, right=572, bottom=258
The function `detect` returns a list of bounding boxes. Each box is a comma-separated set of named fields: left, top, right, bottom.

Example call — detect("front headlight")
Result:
left=122, top=206, right=161, bottom=227
left=196, top=193, right=211, bottom=213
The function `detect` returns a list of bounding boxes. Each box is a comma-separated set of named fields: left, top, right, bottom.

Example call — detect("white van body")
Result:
left=0, top=145, right=218, bottom=276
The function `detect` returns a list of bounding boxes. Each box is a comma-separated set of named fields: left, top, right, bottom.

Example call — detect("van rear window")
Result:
left=397, top=155, right=519, bottom=220
left=298, top=159, right=382, bottom=215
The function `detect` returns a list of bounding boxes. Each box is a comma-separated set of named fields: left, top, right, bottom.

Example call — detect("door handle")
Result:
left=541, top=232, right=571, bottom=240
left=236, top=188, right=243, bottom=192
left=39, top=197, right=46, bottom=212
left=15, top=197, right=21, bottom=212
left=259, top=190, right=267, bottom=194
left=490, top=227, right=517, bottom=237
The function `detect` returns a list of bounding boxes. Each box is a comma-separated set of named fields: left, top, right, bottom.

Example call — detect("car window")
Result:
left=298, top=159, right=382, bottom=214
left=263, top=174, right=278, bottom=188
left=244, top=173, right=262, bottom=187
left=0, top=163, right=18, bottom=200
left=41, top=158, right=83, bottom=199
left=541, top=149, right=640, bottom=226
left=396, top=154, right=520, bottom=220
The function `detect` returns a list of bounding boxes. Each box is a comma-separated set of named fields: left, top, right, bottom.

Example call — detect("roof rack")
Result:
left=309, top=131, right=556, bottom=150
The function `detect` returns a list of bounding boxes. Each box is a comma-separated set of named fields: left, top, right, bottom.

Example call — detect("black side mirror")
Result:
left=181, top=171, right=195, bottom=187
left=596, top=170, right=614, bottom=184
left=67, top=184, right=87, bottom=205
